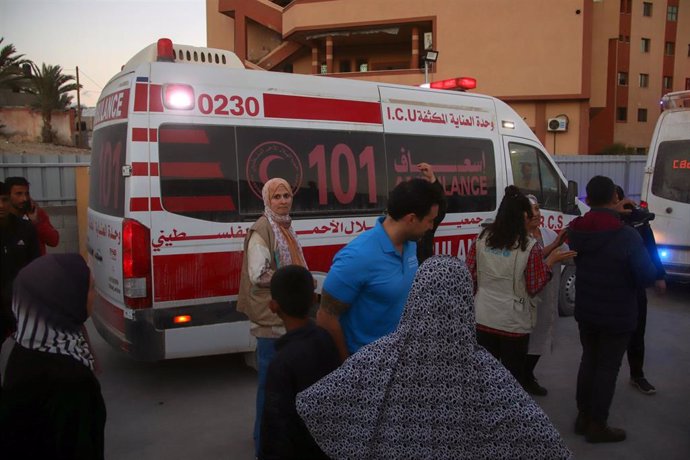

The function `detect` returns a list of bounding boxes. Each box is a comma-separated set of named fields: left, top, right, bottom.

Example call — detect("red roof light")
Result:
left=157, top=38, right=175, bottom=62
left=430, top=77, right=477, bottom=91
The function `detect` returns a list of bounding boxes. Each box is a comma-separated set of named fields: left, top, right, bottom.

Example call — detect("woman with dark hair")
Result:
left=0, top=254, right=105, bottom=459
left=466, top=185, right=575, bottom=391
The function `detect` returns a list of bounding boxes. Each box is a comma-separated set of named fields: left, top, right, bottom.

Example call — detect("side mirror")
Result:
left=566, top=180, right=581, bottom=215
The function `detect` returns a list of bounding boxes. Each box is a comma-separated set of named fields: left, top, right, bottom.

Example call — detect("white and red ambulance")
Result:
left=88, top=39, right=586, bottom=360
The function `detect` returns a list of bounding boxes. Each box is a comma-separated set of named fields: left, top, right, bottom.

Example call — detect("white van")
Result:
left=640, top=90, right=690, bottom=281
left=87, top=39, right=586, bottom=360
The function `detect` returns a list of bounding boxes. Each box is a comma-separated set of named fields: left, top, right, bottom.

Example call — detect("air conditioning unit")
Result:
left=547, top=117, right=568, bottom=132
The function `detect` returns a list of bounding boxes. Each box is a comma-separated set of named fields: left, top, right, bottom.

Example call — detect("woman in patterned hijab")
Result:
left=297, top=256, right=572, bottom=459
left=0, top=254, right=105, bottom=459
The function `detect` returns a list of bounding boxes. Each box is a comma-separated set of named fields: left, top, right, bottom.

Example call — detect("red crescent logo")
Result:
left=258, top=154, right=281, bottom=184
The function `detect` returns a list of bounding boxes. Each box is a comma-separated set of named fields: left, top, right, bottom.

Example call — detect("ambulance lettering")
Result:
left=94, top=89, right=129, bottom=125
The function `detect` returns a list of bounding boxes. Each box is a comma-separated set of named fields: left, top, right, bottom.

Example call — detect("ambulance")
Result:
left=87, top=39, right=586, bottom=360
left=640, top=90, right=690, bottom=281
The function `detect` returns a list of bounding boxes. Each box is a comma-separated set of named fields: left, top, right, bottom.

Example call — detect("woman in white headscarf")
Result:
left=296, top=256, right=572, bottom=460
left=237, top=177, right=307, bottom=457
left=524, top=194, right=569, bottom=396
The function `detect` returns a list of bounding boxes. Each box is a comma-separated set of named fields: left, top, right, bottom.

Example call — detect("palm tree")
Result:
left=0, top=37, right=32, bottom=91
left=29, top=63, right=80, bottom=143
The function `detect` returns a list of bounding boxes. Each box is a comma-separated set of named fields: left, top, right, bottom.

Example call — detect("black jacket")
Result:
left=0, top=215, right=40, bottom=336
left=260, top=322, right=340, bottom=460
left=568, top=208, right=657, bottom=333
left=0, top=345, right=106, bottom=460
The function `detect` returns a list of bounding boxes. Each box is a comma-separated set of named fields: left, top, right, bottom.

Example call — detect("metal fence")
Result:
left=1, top=152, right=648, bottom=205
left=0, top=153, right=91, bottom=206
left=554, top=155, right=647, bottom=202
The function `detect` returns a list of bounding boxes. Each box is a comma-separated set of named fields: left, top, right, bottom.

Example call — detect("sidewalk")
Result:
left=534, top=283, right=690, bottom=459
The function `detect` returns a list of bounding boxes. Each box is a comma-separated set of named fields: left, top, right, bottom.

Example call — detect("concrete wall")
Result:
left=0, top=107, right=74, bottom=144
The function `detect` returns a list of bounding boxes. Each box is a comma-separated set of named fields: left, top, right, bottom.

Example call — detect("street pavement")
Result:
left=2, top=283, right=689, bottom=459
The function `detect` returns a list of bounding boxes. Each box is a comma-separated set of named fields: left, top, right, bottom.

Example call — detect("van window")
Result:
left=386, top=134, right=496, bottom=213
left=651, top=140, right=690, bottom=204
left=159, top=124, right=239, bottom=222
left=90, top=123, right=127, bottom=217
left=509, top=143, right=567, bottom=212
left=236, top=127, right=387, bottom=216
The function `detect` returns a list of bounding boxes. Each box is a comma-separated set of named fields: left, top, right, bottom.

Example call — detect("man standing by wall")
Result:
left=4, top=177, right=59, bottom=254
left=568, top=175, right=657, bottom=443
left=0, top=180, right=40, bottom=399
left=316, top=178, right=444, bottom=361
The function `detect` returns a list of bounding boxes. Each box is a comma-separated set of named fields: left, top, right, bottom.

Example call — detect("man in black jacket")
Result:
left=567, top=176, right=657, bottom=443
left=0, top=180, right=40, bottom=400
left=615, top=186, right=666, bottom=395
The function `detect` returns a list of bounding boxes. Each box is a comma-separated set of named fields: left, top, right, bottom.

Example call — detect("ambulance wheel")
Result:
left=558, top=264, right=576, bottom=317
left=243, top=351, right=258, bottom=371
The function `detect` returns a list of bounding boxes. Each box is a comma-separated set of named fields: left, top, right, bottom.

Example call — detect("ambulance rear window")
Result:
left=158, top=124, right=239, bottom=222
left=89, top=123, right=127, bottom=217
left=651, top=140, right=690, bottom=204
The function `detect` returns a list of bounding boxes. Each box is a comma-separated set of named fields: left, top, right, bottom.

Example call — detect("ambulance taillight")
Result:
left=430, top=77, right=477, bottom=91
left=122, top=218, right=152, bottom=309
left=157, top=38, right=175, bottom=62
left=163, top=84, right=195, bottom=110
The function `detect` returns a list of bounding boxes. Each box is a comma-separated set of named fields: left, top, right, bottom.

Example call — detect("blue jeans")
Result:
left=254, top=337, right=277, bottom=457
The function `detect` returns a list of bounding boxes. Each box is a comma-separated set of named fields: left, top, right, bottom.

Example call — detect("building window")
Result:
left=618, top=72, right=629, bottom=86
left=639, top=73, right=649, bottom=88
left=356, top=59, right=368, bottom=72
left=641, top=38, right=651, bottom=53
left=620, top=0, right=631, bottom=14
left=617, top=107, right=628, bottom=122
left=665, top=42, right=675, bottom=56
left=663, top=76, right=673, bottom=90
left=643, top=2, right=653, bottom=16
left=339, top=60, right=351, bottom=73
left=636, top=147, right=647, bottom=155
left=638, top=108, right=648, bottom=122
left=667, top=5, right=678, bottom=21
left=686, top=78, right=690, bottom=91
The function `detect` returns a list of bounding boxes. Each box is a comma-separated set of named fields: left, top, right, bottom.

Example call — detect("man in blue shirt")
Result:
left=317, top=179, right=444, bottom=361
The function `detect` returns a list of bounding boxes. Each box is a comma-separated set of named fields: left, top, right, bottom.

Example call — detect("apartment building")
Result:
left=206, top=0, right=690, bottom=154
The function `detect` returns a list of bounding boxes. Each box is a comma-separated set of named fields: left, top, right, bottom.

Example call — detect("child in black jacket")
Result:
left=260, top=265, right=340, bottom=460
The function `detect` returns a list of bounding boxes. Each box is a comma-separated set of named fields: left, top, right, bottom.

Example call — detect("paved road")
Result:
left=3, top=283, right=689, bottom=459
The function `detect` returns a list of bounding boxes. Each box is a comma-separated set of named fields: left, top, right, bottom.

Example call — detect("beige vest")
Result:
left=474, top=235, right=537, bottom=334
left=237, top=216, right=285, bottom=338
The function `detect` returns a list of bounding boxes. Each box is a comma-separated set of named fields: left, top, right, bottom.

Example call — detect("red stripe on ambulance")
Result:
left=149, top=85, right=164, bottom=112
left=153, top=252, right=243, bottom=301
left=160, top=162, right=223, bottom=178
left=134, top=83, right=148, bottom=112
left=132, top=128, right=158, bottom=142
left=263, top=94, right=382, bottom=124
left=94, top=89, right=130, bottom=126
left=163, top=195, right=235, bottom=212
left=131, top=162, right=149, bottom=176
left=159, top=128, right=210, bottom=144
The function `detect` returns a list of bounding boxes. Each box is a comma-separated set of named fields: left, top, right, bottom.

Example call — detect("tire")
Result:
left=558, top=264, right=576, bottom=317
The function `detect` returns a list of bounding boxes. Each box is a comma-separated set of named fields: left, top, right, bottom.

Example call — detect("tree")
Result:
left=0, top=37, right=32, bottom=91
left=28, top=63, right=80, bottom=143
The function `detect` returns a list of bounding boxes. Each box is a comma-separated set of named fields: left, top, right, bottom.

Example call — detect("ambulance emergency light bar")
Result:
left=429, top=77, right=477, bottom=91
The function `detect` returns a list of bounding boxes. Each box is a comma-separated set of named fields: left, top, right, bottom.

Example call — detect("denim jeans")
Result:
left=254, top=337, right=277, bottom=457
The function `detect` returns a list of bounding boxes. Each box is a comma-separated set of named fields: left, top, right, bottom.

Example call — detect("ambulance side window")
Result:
left=158, top=124, right=239, bottom=222
left=651, top=140, right=690, bottom=204
left=385, top=134, right=497, bottom=212
left=509, top=143, right=566, bottom=212
left=90, top=123, right=127, bottom=217
left=236, top=127, right=387, bottom=216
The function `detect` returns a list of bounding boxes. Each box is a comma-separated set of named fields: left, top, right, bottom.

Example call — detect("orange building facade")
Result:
left=206, top=0, right=690, bottom=155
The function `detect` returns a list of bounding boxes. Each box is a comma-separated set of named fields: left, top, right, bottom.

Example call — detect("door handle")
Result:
left=94, top=250, right=103, bottom=262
